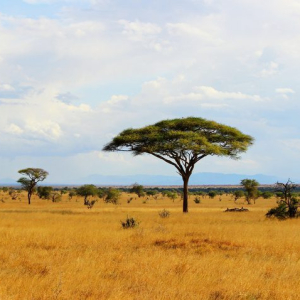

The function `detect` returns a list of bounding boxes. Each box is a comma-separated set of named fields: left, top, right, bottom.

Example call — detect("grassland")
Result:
left=0, top=191, right=299, bottom=300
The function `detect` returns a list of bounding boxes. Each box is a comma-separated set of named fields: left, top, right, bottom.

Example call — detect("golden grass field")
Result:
left=0, top=190, right=299, bottom=300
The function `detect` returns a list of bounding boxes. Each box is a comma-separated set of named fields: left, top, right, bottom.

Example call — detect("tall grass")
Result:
left=0, top=191, right=298, bottom=299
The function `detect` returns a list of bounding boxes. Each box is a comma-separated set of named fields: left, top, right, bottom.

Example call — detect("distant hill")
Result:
left=78, top=172, right=285, bottom=186
left=0, top=172, right=293, bottom=187
left=0, top=178, right=17, bottom=186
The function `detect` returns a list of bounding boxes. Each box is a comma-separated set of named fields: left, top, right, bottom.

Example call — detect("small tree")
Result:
left=37, top=186, right=53, bottom=200
left=103, top=117, right=253, bottom=213
left=76, top=184, right=98, bottom=205
left=241, top=179, right=259, bottom=204
left=68, top=190, right=76, bottom=201
left=17, top=168, right=48, bottom=204
left=51, top=191, right=62, bottom=203
left=130, top=183, right=145, bottom=198
left=104, top=188, right=121, bottom=204
left=233, top=190, right=245, bottom=203
left=267, top=180, right=299, bottom=219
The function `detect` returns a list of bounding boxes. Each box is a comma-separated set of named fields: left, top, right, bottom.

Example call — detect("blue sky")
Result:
left=0, top=0, right=300, bottom=183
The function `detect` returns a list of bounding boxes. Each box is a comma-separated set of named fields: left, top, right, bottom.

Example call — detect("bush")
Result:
left=266, top=180, right=299, bottom=219
left=121, top=216, right=139, bottom=229
left=266, top=202, right=288, bottom=219
left=104, top=188, right=121, bottom=205
left=261, top=191, right=273, bottom=199
left=208, top=191, right=217, bottom=199
left=194, top=197, right=201, bottom=204
left=158, top=209, right=170, bottom=218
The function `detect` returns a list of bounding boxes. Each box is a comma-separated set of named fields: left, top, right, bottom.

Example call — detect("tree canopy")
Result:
left=17, top=168, right=49, bottom=204
left=103, top=117, right=254, bottom=212
left=76, top=184, right=98, bottom=205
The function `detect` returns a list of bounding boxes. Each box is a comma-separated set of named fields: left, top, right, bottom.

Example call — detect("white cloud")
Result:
left=0, top=83, right=14, bottom=91
left=275, top=88, right=295, bottom=94
left=167, top=22, right=222, bottom=45
left=119, top=19, right=161, bottom=41
left=260, top=62, right=279, bottom=77
left=1, top=0, right=300, bottom=181
left=5, top=124, right=23, bottom=135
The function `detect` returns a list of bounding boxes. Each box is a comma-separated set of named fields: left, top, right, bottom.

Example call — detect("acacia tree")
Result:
left=267, top=180, right=299, bottom=219
left=241, top=179, right=259, bottom=204
left=17, top=168, right=49, bottom=204
left=130, top=183, right=145, bottom=198
left=103, top=117, right=253, bottom=213
left=76, top=184, right=98, bottom=205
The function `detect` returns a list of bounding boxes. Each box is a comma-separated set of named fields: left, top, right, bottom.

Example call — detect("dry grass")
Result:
left=0, top=191, right=299, bottom=299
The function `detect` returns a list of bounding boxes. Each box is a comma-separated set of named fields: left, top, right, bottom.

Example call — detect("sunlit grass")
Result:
left=0, top=191, right=298, bottom=299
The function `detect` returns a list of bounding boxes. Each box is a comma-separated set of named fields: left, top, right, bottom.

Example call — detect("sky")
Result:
left=0, top=0, right=299, bottom=184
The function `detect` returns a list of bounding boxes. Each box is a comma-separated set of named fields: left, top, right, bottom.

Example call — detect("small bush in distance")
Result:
left=159, top=209, right=170, bottom=218
left=194, top=197, right=201, bottom=204
left=121, top=215, right=139, bottom=229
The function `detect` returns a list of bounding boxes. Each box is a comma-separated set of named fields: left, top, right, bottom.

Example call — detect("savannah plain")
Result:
left=0, top=190, right=299, bottom=300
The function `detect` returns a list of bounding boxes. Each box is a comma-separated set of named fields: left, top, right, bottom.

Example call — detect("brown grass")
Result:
left=0, top=191, right=298, bottom=299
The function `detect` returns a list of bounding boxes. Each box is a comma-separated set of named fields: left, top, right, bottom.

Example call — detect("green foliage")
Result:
left=2, top=187, right=8, bottom=193
left=261, top=191, right=274, bottom=199
left=97, top=188, right=106, bottom=198
left=163, top=191, right=177, bottom=202
left=241, top=179, right=259, bottom=204
left=158, top=209, right=170, bottom=218
left=76, top=184, right=98, bottom=205
left=194, top=191, right=206, bottom=197
left=17, top=168, right=48, bottom=205
left=104, top=188, right=121, bottom=204
left=37, top=186, right=53, bottom=200
left=233, top=190, right=245, bottom=202
left=208, top=191, right=217, bottom=199
left=103, top=117, right=254, bottom=158
left=103, top=117, right=254, bottom=213
left=266, top=180, right=299, bottom=219
left=68, top=190, right=76, bottom=200
left=145, top=190, right=159, bottom=196
left=130, top=183, right=145, bottom=197
left=121, top=216, right=139, bottom=229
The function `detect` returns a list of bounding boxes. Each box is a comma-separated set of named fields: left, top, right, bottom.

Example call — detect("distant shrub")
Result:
left=130, top=183, right=145, bottom=197
left=121, top=216, right=139, bottom=229
left=159, top=209, right=170, bottom=218
left=37, top=186, right=53, bottom=200
left=194, top=197, right=201, bottom=204
left=104, top=188, right=121, bottom=205
left=233, top=190, right=244, bottom=202
left=2, top=187, right=8, bottom=193
left=208, top=191, right=217, bottom=199
left=51, top=192, right=62, bottom=203
left=261, top=191, right=273, bottom=199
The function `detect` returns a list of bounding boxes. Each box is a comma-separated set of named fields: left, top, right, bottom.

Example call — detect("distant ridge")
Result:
left=1, top=172, right=294, bottom=187
left=77, top=172, right=286, bottom=186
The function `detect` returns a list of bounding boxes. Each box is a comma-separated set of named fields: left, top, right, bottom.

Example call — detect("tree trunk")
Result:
left=183, top=176, right=189, bottom=213
left=28, top=192, right=31, bottom=205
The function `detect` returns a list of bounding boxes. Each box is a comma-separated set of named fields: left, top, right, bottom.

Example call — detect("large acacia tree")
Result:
left=103, top=117, right=254, bottom=212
